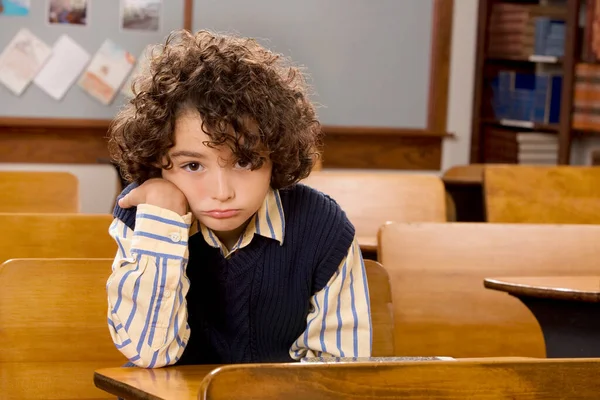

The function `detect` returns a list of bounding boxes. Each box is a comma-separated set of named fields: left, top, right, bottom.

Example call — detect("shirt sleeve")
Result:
left=106, top=204, right=192, bottom=368
left=289, top=237, right=372, bottom=360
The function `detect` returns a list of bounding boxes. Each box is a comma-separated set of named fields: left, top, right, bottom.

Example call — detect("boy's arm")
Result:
left=106, top=204, right=191, bottom=368
left=290, top=238, right=372, bottom=360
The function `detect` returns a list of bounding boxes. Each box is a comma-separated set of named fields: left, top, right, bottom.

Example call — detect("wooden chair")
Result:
left=301, top=171, right=447, bottom=251
left=364, top=259, right=394, bottom=356
left=0, top=213, right=116, bottom=265
left=0, top=171, right=80, bottom=213
left=0, top=258, right=126, bottom=399
left=484, top=165, right=600, bottom=223
left=377, top=222, right=600, bottom=358
left=442, top=164, right=484, bottom=185
left=442, top=164, right=485, bottom=222
left=196, top=358, right=600, bottom=399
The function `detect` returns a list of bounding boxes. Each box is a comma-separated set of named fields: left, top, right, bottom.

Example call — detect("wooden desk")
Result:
left=95, top=358, right=600, bottom=400
left=484, top=276, right=600, bottom=358
left=94, top=364, right=219, bottom=400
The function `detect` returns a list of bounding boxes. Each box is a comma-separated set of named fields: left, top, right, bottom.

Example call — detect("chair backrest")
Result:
left=301, top=171, right=447, bottom=246
left=198, top=358, right=600, bottom=399
left=0, top=213, right=116, bottom=265
left=484, top=165, right=600, bottom=223
left=0, top=171, right=80, bottom=213
left=0, top=258, right=126, bottom=399
left=363, top=259, right=394, bottom=356
left=377, top=222, right=600, bottom=358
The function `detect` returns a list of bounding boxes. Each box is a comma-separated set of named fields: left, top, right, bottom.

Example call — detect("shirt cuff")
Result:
left=131, top=204, right=193, bottom=254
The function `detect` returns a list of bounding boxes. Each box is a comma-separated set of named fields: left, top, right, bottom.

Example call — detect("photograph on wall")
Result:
left=0, top=28, right=51, bottom=95
left=78, top=39, right=136, bottom=105
left=120, top=0, right=161, bottom=32
left=48, top=0, right=87, bottom=26
left=0, top=0, right=30, bottom=16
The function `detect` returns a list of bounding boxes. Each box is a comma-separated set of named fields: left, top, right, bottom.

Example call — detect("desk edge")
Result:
left=94, top=371, right=165, bottom=400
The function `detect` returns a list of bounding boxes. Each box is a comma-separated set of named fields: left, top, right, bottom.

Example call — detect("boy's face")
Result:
left=162, top=110, right=272, bottom=235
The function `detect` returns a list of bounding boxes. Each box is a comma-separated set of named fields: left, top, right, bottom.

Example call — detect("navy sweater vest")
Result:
left=114, top=183, right=355, bottom=364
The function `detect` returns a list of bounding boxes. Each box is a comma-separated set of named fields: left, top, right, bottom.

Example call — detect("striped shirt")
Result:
left=106, top=188, right=371, bottom=368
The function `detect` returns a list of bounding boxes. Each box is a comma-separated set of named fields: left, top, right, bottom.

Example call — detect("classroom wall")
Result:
left=1, top=1, right=479, bottom=213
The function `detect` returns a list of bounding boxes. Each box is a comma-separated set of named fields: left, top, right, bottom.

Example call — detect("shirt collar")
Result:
left=190, top=188, right=285, bottom=255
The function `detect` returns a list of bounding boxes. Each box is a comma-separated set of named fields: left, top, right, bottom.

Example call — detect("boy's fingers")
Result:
left=118, top=189, right=142, bottom=209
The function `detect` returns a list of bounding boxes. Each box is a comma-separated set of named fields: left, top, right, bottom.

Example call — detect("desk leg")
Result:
left=518, top=296, right=600, bottom=358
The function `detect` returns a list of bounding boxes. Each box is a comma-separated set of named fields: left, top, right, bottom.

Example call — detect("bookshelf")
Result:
left=469, top=0, right=580, bottom=165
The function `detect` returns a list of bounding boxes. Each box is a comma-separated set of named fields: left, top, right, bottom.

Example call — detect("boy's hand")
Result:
left=118, top=178, right=188, bottom=216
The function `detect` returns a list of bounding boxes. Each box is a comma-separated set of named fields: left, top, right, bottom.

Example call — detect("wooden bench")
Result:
left=0, top=171, right=80, bottom=213
left=302, top=171, right=447, bottom=252
left=0, top=258, right=126, bottom=399
left=0, top=213, right=116, bottom=264
left=484, top=165, right=600, bottom=223
left=94, top=358, right=600, bottom=399
left=377, top=222, right=600, bottom=358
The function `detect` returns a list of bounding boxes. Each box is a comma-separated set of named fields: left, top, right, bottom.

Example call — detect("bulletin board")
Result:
left=193, top=0, right=434, bottom=129
left=0, top=0, right=186, bottom=119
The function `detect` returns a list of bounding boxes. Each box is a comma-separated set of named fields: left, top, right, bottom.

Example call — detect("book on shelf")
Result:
left=484, top=129, right=558, bottom=164
left=487, top=3, right=566, bottom=59
left=573, top=63, right=600, bottom=132
left=516, top=132, right=559, bottom=165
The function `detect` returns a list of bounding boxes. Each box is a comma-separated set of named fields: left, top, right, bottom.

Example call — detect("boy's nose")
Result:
left=211, top=169, right=234, bottom=202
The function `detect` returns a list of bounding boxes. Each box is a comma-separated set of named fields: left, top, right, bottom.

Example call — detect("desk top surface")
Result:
left=94, top=364, right=219, bottom=400
left=94, top=358, right=538, bottom=400
left=484, top=276, right=600, bottom=303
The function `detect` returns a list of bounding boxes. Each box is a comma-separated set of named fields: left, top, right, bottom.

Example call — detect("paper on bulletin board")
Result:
left=0, top=28, right=52, bottom=95
left=34, top=35, right=91, bottom=100
left=121, top=48, right=151, bottom=98
left=78, top=39, right=135, bottom=105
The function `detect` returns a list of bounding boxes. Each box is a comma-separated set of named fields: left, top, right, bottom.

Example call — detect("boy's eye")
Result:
left=183, top=162, right=203, bottom=172
left=234, top=160, right=252, bottom=170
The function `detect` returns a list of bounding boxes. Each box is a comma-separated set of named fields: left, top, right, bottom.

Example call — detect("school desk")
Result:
left=484, top=276, right=600, bottom=358
left=93, top=357, right=550, bottom=400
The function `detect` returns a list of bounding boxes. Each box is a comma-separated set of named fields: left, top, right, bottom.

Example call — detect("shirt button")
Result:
left=164, top=290, right=171, bottom=298
left=169, top=232, right=181, bottom=242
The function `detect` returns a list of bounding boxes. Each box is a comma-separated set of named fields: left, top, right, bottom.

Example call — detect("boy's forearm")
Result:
left=107, top=208, right=192, bottom=367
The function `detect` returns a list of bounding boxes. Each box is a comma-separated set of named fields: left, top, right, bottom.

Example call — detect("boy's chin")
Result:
left=196, top=215, right=245, bottom=234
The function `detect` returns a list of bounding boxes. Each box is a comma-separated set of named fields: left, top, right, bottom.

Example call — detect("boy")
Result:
left=106, top=29, right=371, bottom=368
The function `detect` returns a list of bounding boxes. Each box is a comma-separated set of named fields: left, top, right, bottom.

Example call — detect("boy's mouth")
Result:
left=202, top=209, right=241, bottom=219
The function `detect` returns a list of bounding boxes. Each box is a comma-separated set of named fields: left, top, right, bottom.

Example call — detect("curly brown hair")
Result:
left=108, top=29, right=322, bottom=189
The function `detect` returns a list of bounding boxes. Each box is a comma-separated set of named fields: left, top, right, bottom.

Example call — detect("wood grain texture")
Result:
left=0, top=122, right=110, bottom=164
left=442, top=164, right=485, bottom=185
left=484, top=276, right=600, bottom=303
left=94, top=358, right=594, bottom=400
left=94, top=365, right=220, bottom=400
left=0, top=213, right=116, bottom=264
left=0, top=119, right=446, bottom=169
left=198, top=359, right=600, bottom=400
left=557, top=0, right=580, bottom=164
left=183, top=0, right=193, bottom=31
left=0, top=171, right=79, bottom=212
left=484, top=165, right=600, bottom=223
left=427, top=0, right=454, bottom=133
left=0, top=259, right=127, bottom=399
left=377, top=222, right=600, bottom=358
left=363, top=260, right=395, bottom=357
left=301, top=171, right=447, bottom=249
left=322, top=131, right=443, bottom=170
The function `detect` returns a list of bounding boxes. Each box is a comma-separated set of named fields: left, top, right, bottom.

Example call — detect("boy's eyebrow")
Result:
left=170, top=150, right=207, bottom=159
